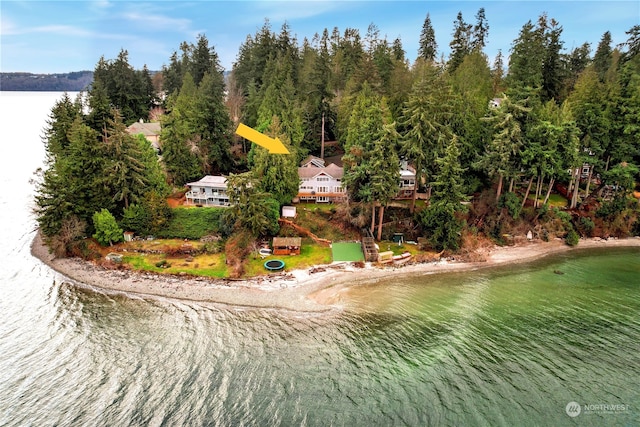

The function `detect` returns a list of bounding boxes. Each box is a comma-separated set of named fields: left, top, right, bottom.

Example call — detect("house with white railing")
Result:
left=296, top=156, right=416, bottom=203
left=185, top=175, right=230, bottom=206
left=297, top=156, right=346, bottom=203
left=397, top=161, right=416, bottom=199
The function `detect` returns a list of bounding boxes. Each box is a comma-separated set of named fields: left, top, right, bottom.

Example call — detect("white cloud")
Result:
left=122, top=12, right=193, bottom=33
left=0, top=16, right=17, bottom=36
left=93, top=0, right=112, bottom=9
left=239, top=0, right=353, bottom=26
left=30, top=25, right=94, bottom=38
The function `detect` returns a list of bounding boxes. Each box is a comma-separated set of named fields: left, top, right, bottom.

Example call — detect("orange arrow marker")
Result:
left=235, top=123, right=290, bottom=154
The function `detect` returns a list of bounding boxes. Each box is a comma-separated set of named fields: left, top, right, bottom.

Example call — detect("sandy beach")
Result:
left=30, top=232, right=640, bottom=312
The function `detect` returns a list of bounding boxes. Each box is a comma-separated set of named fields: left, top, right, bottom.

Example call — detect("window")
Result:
left=317, top=186, right=329, bottom=193
left=316, top=176, right=329, bottom=182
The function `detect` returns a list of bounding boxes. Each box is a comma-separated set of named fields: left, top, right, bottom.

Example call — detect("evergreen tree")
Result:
left=418, top=136, right=467, bottom=251
left=103, top=112, right=145, bottom=211
left=541, top=18, right=564, bottom=102
left=162, top=51, right=184, bottom=98
left=507, top=18, right=546, bottom=92
left=450, top=51, right=492, bottom=192
left=86, top=79, right=113, bottom=132
left=568, top=68, right=612, bottom=198
left=160, top=73, right=202, bottom=186
left=448, top=12, right=472, bottom=73
left=342, top=83, right=399, bottom=230
left=369, top=122, right=401, bottom=240
left=400, top=63, right=452, bottom=212
left=190, top=33, right=214, bottom=86
left=225, top=172, right=280, bottom=237
left=471, top=7, right=489, bottom=51
left=42, top=93, right=82, bottom=158
left=593, top=31, right=613, bottom=81
left=392, top=37, right=405, bottom=62
left=478, top=95, right=530, bottom=202
left=195, top=66, right=234, bottom=174
left=418, top=13, right=437, bottom=62
left=621, top=25, right=640, bottom=61
left=491, top=50, right=505, bottom=96
left=562, top=42, right=591, bottom=98
left=251, top=117, right=300, bottom=207
left=89, top=49, right=153, bottom=124
left=331, top=27, right=365, bottom=95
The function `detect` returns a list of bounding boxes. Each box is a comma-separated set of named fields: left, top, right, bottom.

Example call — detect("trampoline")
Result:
left=264, top=259, right=285, bottom=271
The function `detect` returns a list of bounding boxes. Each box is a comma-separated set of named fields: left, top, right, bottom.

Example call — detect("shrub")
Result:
left=565, top=229, right=580, bottom=246
left=121, top=203, right=150, bottom=235
left=121, top=192, right=173, bottom=236
left=499, top=192, right=522, bottom=219
left=596, top=196, right=627, bottom=219
left=577, top=216, right=595, bottom=237
left=156, top=207, right=223, bottom=240
left=418, top=202, right=465, bottom=251
left=92, top=209, right=123, bottom=246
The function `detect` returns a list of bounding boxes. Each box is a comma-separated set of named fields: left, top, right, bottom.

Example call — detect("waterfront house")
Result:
left=185, top=175, right=230, bottom=207
left=397, top=162, right=417, bottom=199
left=296, top=156, right=416, bottom=203
left=297, top=156, right=346, bottom=203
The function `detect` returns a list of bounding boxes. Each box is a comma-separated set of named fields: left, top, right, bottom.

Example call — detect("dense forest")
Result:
left=35, top=9, right=640, bottom=258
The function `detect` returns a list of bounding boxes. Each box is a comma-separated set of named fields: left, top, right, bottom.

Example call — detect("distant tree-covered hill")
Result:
left=0, top=71, right=93, bottom=91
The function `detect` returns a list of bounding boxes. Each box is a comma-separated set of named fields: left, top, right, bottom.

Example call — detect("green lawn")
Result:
left=121, top=253, right=228, bottom=278
left=244, top=242, right=333, bottom=276
left=331, top=242, right=364, bottom=262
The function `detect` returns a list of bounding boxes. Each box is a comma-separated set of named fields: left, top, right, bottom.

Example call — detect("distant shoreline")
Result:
left=30, top=231, right=640, bottom=312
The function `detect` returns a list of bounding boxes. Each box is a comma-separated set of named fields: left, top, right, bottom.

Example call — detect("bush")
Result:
left=577, top=216, right=595, bottom=237
left=565, top=229, right=580, bottom=246
left=121, top=192, right=173, bottom=236
left=156, top=207, right=223, bottom=240
left=92, top=209, right=123, bottom=246
left=499, top=192, right=522, bottom=219
left=418, top=202, right=465, bottom=251
left=596, top=196, right=627, bottom=219
left=121, top=204, right=150, bottom=235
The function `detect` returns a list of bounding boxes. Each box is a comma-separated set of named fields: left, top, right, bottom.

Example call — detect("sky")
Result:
left=1, top=0, right=639, bottom=74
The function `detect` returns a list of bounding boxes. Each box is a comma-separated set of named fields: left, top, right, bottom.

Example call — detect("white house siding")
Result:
left=185, top=175, right=230, bottom=207
left=297, top=163, right=345, bottom=203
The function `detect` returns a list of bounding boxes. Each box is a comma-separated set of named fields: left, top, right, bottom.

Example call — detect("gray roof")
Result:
left=300, top=155, right=325, bottom=168
left=126, top=121, right=161, bottom=136
left=186, top=175, right=228, bottom=187
left=298, top=163, right=343, bottom=180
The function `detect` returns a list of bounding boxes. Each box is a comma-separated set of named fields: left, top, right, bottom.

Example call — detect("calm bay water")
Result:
left=0, top=92, right=638, bottom=426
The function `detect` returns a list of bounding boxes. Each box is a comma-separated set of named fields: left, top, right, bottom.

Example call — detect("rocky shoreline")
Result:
left=30, top=231, right=640, bottom=312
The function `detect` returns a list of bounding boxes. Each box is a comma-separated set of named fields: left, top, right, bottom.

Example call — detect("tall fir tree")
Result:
left=593, top=31, right=613, bottom=81
left=448, top=12, right=472, bottom=73
left=418, top=13, right=438, bottom=62
left=471, top=7, right=489, bottom=51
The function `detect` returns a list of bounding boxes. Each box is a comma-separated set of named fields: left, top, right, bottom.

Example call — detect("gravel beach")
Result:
left=31, top=231, right=640, bottom=312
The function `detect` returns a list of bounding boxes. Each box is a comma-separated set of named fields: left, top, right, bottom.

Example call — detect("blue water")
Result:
left=0, top=92, right=638, bottom=426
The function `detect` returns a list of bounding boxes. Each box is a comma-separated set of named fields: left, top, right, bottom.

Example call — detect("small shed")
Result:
left=282, top=206, right=297, bottom=218
left=272, top=237, right=302, bottom=255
